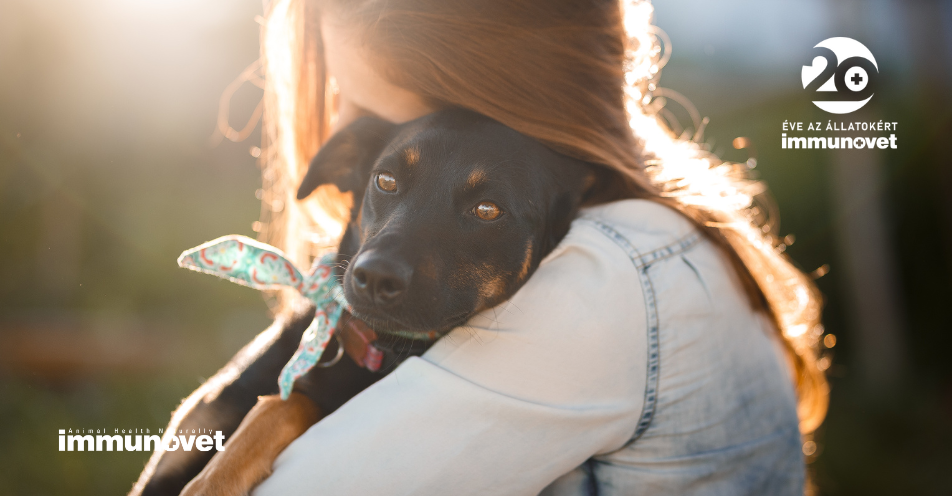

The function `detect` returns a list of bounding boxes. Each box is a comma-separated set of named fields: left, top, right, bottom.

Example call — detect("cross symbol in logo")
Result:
left=850, top=73, right=863, bottom=86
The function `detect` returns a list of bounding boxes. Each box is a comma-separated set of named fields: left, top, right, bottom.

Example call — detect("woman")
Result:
left=138, top=0, right=828, bottom=494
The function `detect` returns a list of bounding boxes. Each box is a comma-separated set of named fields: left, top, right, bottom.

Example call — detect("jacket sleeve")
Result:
left=253, top=221, right=648, bottom=496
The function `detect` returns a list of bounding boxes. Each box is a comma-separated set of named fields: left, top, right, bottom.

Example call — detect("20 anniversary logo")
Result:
left=802, top=37, right=878, bottom=114
left=782, top=37, right=897, bottom=150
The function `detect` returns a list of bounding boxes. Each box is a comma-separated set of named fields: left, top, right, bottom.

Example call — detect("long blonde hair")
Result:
left=246, top=0, right=828, bottom=433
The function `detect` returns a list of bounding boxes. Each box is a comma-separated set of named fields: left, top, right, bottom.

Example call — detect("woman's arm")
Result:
left=252, top=221, right=649, bottom=496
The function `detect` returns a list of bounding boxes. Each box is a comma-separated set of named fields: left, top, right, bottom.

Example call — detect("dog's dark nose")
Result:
left=350, top=251, right=410, bottom=306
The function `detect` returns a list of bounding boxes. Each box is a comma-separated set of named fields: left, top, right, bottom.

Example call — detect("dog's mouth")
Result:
left=349, top=308, right=473, bottom=340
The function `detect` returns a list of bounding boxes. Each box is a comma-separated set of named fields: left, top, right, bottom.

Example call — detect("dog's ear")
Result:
left=540, top=160, right=596, bottom=258
left=540, top=192, right=579, bottom=259
left=296, top=116, right=395, bottom=201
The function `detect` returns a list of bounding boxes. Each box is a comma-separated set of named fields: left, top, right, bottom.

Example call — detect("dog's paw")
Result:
left=180, top=475, right=246, bottom=496
left=179, top=465, right=267, bottom=496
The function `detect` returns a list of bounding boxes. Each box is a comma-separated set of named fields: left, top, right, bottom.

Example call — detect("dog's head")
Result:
left=297, top=109, right=593, bottom=337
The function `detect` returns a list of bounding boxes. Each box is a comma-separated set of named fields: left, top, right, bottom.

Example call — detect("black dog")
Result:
left=132, top=108, right=595, bottom=495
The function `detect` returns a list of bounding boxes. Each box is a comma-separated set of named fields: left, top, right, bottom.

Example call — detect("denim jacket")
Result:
left=253, top=200, right=804, bottom=496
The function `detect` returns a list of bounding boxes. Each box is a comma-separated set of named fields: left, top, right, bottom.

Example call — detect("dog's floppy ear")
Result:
left=296, top=116, right=395, bottom=201
left=540, top=159, right=596, bottom=258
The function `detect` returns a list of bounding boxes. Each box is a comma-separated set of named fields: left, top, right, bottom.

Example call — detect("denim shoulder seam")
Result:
left=578, top=218, right=700, bottom=444
left=579, top=218, right=703, bottom=269
left=632, top=231, right=703, bottom=269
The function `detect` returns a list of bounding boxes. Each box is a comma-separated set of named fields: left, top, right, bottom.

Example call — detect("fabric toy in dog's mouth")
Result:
left=178, top=235, right=440, bottom=400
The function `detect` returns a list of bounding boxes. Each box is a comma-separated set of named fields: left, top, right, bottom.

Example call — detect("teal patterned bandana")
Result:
left=177, top=235, right=347, bottom=400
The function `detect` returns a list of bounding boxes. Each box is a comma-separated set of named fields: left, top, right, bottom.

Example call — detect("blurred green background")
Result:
left=1, top=0, right=950, bottom=494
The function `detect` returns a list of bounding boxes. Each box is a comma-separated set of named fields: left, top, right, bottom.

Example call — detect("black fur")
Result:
left=300, top=109, right=593, bottom=336
left=134, top=108, right=593, bottom=495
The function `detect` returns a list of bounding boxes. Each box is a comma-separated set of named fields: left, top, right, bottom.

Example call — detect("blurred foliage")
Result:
left=1, top=0, right=950, bottom=494
left=0, top=1, right=271, bottom=493
left=661, top=39, right=952, bottom=495
left=0, top=376, right=193, bottom=495
left=701, top=94, right=952, bottom=495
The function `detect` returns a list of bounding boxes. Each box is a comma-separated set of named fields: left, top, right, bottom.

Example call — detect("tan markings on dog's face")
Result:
left=404, top=147, right=420, bottom=166
left=419, top=255, right=439, bottom=281
left=451, top=261, right=493, bottom=288
left=450, top=261, right=507, bottom=307
left=466, top=168, right=487, bottom=188
left=517, top=241, right=533, bottom=282
left=478, top=275, right=506, bottom=301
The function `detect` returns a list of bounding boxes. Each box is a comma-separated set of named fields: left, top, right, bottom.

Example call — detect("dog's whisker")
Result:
left=469, top=326, right=487, bottom=345
left=499, top=299, right=517, bottom=315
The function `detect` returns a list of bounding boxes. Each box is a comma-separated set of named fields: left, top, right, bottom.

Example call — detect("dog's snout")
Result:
left=350, top=251, right=411, bottom=306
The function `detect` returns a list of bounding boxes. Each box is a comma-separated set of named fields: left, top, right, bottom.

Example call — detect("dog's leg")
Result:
left=129, top=309, right=317, bottom=496
left=180, top=392, right=321, bottom=496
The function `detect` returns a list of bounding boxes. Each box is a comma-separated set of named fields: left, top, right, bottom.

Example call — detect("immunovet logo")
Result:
left=802, top=37, right=878, bottom=114
left=57, top=428, right=226, bottom=453
left=781, top=37, right=898, bottom=151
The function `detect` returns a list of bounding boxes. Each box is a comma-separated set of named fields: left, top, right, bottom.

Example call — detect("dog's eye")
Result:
left=473, top=201, right=502, bottom=221
left=376, top=172, right=397, bottom=193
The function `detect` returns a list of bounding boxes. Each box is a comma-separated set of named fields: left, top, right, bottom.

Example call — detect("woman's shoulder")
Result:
left=580, top=199, right=695, bottom=235
left=421, top=204, right=656, bottom=412
left=544, top=199, right=700, bottom=269
left=419, top=200, right=704, bottom=412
